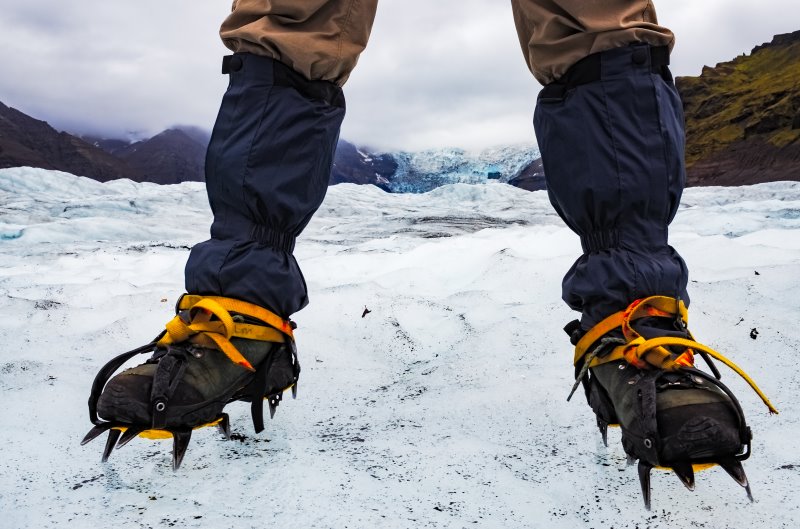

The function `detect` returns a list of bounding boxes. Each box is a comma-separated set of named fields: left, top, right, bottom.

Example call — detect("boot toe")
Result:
left=657, top=401, right=742, bottom=462
left=97, top=372, right=154, bottom=425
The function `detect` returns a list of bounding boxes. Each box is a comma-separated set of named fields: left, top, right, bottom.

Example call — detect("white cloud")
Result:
left=0, top=0, right=796, bottom=150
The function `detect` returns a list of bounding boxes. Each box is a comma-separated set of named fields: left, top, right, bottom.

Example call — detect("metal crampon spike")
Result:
left=81, top=423, right=114, bottom=446
left=268, top=393, right=282, bottom=419
left=638, top=461, right=653, bottom=510
left=597, top=418, right=608, bottom=447
left=719, top=458, right=754, bottom=502
left=251, top=399, right=265, bottom=434
left=217, top=414, right=231, bottom=439
left=101, top=429, right=122, bottom=463
left=671, top=461, right=696, bottom=491
left=171, top=430, right=192, bottom=471
left=116, top=427, right=144, bottom=448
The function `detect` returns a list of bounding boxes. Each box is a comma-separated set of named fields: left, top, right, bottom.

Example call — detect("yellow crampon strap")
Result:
left=156, top=295, right=294, bottom=372
left=574, top=296, right=778, bottom=414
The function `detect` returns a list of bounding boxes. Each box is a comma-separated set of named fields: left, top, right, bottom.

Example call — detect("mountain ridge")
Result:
left=2, top=30, right=798, bottom=190
left=0, top=101, right=140, bottom=182
left=676, top=30, right=800, bottom=186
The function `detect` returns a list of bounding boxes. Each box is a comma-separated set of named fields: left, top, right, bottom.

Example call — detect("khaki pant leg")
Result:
left=220, top=0, right=378, bottom=86
left=510, top=0, right=675, bottom=85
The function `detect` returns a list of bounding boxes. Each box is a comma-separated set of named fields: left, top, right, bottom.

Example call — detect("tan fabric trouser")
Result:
left=221, top=0, right=674, bottom=86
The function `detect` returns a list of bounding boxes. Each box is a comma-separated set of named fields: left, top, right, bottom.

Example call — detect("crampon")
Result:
left=81, top=295, right=300, bottom=470
left=567, top=296, right=777, bottom=509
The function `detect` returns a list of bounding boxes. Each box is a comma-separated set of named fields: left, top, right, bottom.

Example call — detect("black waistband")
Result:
left=222, top=54, right=345, bottom=108
left=540, top=45, right=670, bottom=101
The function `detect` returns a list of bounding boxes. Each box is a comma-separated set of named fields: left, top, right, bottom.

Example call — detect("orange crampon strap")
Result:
left=573, top=296, right=778, bottom=414
left=156, top=295, right=294, bottom=372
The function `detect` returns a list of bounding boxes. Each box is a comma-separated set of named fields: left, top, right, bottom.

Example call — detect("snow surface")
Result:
left=1, top=167, right=799, bottom=529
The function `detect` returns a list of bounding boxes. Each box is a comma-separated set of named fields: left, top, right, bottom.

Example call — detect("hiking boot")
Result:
left=82, top=295, right=300, bottom=469
left=568, top=296, right=777, bottom=508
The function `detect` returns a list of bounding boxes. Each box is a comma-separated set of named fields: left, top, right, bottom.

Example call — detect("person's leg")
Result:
left=84, top=0, right=379, bottom=468
left=187, top=0, right=378, bottom=317
left=511, top=0, right=685, bottom=327
left=510, top=0, right=765, bottom=508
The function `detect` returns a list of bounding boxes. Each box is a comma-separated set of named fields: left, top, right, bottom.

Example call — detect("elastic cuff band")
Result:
left=580, top=229, right=620, bottom=253
left=251, top=225, right=296, bottom=253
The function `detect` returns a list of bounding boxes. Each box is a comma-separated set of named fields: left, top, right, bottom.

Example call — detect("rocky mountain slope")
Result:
left=329, top=140, right=397, bottom=191
left=677, top=30, right=800, bottom=186
left=1, top=102, right=208, bottom=184
left=114, top=129, right=207, bottom=185
left=507, top=158, right=545, bottom=191
left=0, top=101, right=139, bottom=182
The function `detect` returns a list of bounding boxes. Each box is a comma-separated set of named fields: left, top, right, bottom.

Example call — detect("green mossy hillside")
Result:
left=676, top=31, right=800, bottom=186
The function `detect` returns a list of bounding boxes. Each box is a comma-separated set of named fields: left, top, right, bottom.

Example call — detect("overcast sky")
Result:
left=0, top=0, right=797, bottom=151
